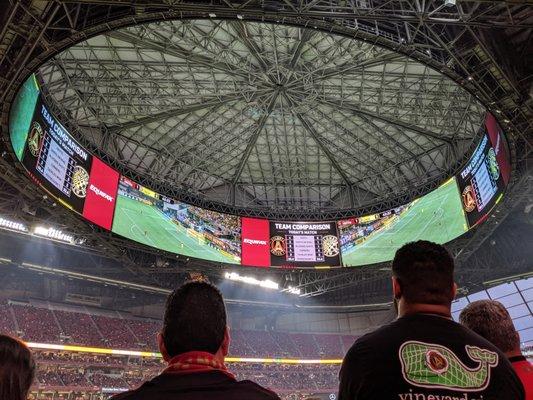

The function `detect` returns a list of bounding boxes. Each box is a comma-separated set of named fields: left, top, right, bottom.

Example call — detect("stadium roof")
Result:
left=0, top=1, right=531, bottom=298
left=38, top=19, right=486, bottom=216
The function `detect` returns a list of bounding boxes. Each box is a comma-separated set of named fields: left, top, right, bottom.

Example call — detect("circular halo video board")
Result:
left=9, top=75, right=510, bottom=269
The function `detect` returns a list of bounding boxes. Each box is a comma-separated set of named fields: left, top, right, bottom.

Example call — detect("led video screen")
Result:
left=241, top=219, right=340, bottom=268
left=9, top=75, right=119, bottom=230
left=111, top=176, right=241, bottom=264
left=457, top=133, right=506, bottom=228
left=9, top=74, right=40, bottom=161
left=8, top=75, right=511, bottom=269
left=338, top=178, right=468, bottom=267
left=22, top=95, right=94, bottom=213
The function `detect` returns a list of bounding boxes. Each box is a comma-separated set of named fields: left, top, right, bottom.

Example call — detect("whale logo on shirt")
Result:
left=399, top=341, right=498, bottom=391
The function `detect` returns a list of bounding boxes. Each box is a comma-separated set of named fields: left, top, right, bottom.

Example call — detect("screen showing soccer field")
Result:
left=9, top=75, right=508, bottom=269
left=338, top=177, right=468, bottom=267
left=9, top=74, right=120, bottom=230
left=111, top=176, right=241, bottom=264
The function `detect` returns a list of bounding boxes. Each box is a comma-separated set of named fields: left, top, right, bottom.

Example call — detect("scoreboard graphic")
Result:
left=240, top=219, right=340, bottom=268
left=21, top=96, right=93, bottom=214
left=8, top=74, right=511, bottom=269
left=457, top=134, right=505, bottom=227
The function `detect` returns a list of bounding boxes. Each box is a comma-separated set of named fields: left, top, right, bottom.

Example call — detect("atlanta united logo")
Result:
left=426, top=349, right=449, bottom=374
left=270, top=236, right=285, bottom=256
left=462, top=186, right=476, bottom=213
left=28, top=122, right=43, bottom=157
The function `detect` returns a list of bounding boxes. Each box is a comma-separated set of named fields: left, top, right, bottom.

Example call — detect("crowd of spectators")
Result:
left=0, top=301, right=357, bottom=357
left=187, top=206, right=240, bottom=237
left=232, top=364, right=339, bottom=391
left=28, top=350, right=339, bottom=399
left=32, top=353, right=341, bottom=391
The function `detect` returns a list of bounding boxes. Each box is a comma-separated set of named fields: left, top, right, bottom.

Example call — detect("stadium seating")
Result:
left=32, top=350, right=339, bottom=396
left=289, top=333, right=320, bottom=358
left=91, top=315, right=140, bottom=349
left=0, top=301, right=358, bottom=357
left=1, top=300, right=353, bottom=399
left=12, top=304, right=61, bottom=343
left=54, top=310, right=105, bottom=347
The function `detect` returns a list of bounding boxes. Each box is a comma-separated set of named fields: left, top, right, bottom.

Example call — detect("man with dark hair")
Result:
left=113, top=281, right=280, bottom=400
left=338, top=240, right=524, bottom=400
left=460, top=300, right=532, bottom=399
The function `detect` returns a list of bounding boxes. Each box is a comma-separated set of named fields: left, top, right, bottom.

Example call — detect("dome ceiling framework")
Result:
left=0, top=1, right=531, bottom=298
left=39, top=19, right=485, bottom=214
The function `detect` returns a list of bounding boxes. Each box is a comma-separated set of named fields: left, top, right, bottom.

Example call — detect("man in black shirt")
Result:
left=112, top=281, right=280, bottom=400
left=338, top=241, right=524, bottom=400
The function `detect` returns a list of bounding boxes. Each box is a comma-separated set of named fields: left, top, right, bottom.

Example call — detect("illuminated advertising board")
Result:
left=8, top=75, right=510, bottom=269
left=83, top=158, right=120, bottom=230
left=241, top=217, right=270, bottom=267
left=338, top=178, right=468, bottom=267
left=241, top=219, right=340, bottom=268
left=457, top=134, right=505, bottom=228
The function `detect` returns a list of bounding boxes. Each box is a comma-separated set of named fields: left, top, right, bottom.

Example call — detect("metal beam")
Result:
left=315, top=96, right=453, bottom=144
left=231, top=89, right=280, bottom=185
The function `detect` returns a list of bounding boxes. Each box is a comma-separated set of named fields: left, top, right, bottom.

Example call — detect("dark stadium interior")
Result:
left=0, top=1, right=532, bottom=400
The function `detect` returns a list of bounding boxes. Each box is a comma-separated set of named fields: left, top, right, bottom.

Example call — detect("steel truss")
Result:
left=0, top=1, right=531, bottom=220
left=0, top=1, right=531, bottom=299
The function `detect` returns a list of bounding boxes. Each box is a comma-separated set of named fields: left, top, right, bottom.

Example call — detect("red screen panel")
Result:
left=83, top=158, right=120, bottom=230
left=241, top=217, right=270, bottom=267
left=485, top=113, right=511, bottom=186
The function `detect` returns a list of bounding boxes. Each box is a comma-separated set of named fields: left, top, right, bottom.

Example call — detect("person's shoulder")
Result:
left=109, top=380, right=155, bottom=400
left=234, top=379, right=281, bottom=399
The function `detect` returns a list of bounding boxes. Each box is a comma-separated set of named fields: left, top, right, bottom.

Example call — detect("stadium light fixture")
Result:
left=224, top=272, right=279, bottom=290
left=286, top=286, right=301, bottom=295
left=0, top=217, right=28, bottom=233
left=33, top=226, right=74, bottom=243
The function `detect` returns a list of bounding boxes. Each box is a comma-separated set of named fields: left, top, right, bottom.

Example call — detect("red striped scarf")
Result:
left=163, top=351, right=235, bottom=380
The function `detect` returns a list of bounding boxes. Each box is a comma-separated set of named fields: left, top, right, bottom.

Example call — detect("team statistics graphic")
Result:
left=457, top=133, right=507, bottom=228
left=20, top=95, right=93, bottom=214
left=240, top=218, right=340, bottom=268
left=338, top=178, right=467, bottom=267
left=269, top=221, right=340, bottom=267
left=111, top=177, right=241, bottom=264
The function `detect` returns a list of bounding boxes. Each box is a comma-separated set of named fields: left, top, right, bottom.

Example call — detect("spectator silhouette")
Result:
left=460, top=299, right=532, bottom=399
left=338, top=240, right=524, bottom=400
left=112, top=281, right=280, bottom=400
left=0, top=334, right=36, bottom=400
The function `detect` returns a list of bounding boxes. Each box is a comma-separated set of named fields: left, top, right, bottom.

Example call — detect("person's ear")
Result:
left=392, top=277, right=402, bottom=300
left=157, top=332, right=170, bottom=362
left=221, top=326, right=230, bottom=357
left=451, top=282, right=458, bottom=300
